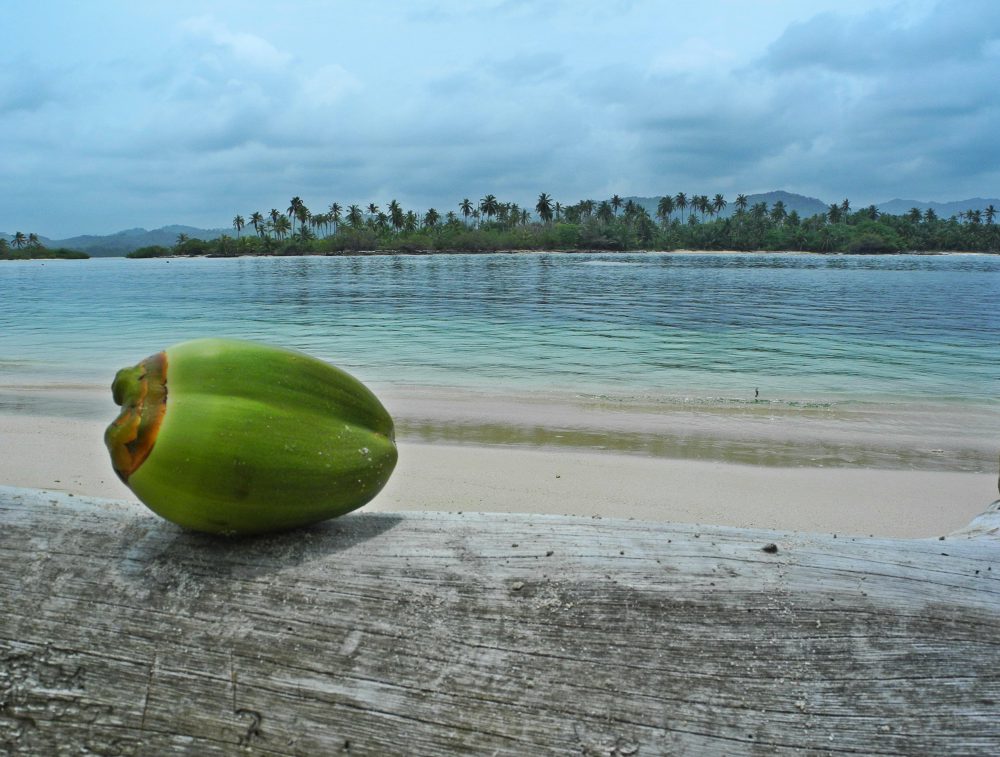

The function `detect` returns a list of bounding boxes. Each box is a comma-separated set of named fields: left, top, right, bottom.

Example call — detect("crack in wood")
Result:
left=139, top=652, right=156, bottom=732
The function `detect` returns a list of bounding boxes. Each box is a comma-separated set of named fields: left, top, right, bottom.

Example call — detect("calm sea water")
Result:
left=1, top=252, right=998, bottom=407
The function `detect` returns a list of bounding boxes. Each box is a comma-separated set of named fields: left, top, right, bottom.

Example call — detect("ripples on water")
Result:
left=1, top=252, right=997, bottom=407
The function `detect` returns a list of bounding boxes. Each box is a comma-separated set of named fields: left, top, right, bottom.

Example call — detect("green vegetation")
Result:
left=1, top=232, right=88, bottom=260
left=122, top=193, right=1000, bottom=258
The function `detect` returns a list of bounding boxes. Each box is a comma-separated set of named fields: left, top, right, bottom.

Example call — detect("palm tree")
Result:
left=985, top=205, right=997, bottom=225
left=609, top=194, right=623, bottom=216
left=712, top=194, right=727, bottom=218
left=367, top=203, right=379, bottom=222
left=347, top=204, right=363, bottom=227
left=296, top=204, right=311, bottom=233
left=388, top=200, right=404, bottom=233
left=287, top=197, right=304, bottom=233
left=597, top=201, right=614, bottom=224
left=536, top=192, right=554, bottom=224
left=250, top=212, right=264, bottom=236
left=840, top=198, right=851, bottom=220
left=770, top=200, right=787, bottom=226
left=827, top=204, right=842, bottom=224
left=175, top=233, right=189, bottom=246
left=404, top=211, right=418, bottom=233
left=696, top=195, right=710, bottom=222
left=480, top=194, right=499, bottom=224
left=328, top=203, right=342, bottom=234
left=687, top=196, right=700, bottom=222
left=423, top=208, right=440, bottom=228
left=580, top=199, right=595, bottom=218
left=459, top=198, right=473, bottom=226
left=674, top=192, right=688, bottom=223
left=269, top=208, right=282, bottom=227
left=735, top=194, right=749, bottom=214
left=656, top=195, right=674, bottom=225
left=27, top=233, right=41, bottom=248
left=232, top=214, right=245, bottom=238
left=509, top=203, right=521, bottom=227
left=11, top=231, right=27, bottom=248
left=272, top=215, right=291, bottom=240
left=905, top=208, right=922, bottom=224
left=923, top=208, right=937, bottom=223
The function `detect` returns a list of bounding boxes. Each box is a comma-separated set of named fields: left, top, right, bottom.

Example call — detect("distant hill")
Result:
left=875, top=197, right=1000, bottom=219
left=1, top=225, right=230, bottom=257
left=624, top=192, right=1000, bottom=221
left=624, top=191, right=829, bottom=219
left=742, top=191, right=830, bottom=218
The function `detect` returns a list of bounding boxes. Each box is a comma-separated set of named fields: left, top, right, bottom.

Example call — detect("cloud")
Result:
left=648, top=38, right=739, bottom=75
left=300, top=64, right=362, bottom=107
left=179, top=16, right=293, bottom=70
left=0, top=60, right=63, bottom=115
left=762, top=1, right=1000, bottom=74
left=603, top=0, right=1000, bottom=200
left=88, top=16, right=368, bottom=159
left=3, top=0, right=998, bottom=237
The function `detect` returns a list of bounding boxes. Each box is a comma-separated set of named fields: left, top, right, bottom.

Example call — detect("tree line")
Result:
left=0, top=232, right=88, bottom=260
left=119, top=191, right=997, bottom=258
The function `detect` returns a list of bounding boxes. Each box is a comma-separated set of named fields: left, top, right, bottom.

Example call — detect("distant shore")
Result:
left=123, top=247, right=997, bottom=260
left=5, top=248, right=997, bottom=262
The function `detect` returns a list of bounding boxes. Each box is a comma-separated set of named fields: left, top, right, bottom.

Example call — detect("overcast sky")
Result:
left=3, top=0, right=998, bottom=237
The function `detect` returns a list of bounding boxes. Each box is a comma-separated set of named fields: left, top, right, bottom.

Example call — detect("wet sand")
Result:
left=1, top=405, right=995, bottom=538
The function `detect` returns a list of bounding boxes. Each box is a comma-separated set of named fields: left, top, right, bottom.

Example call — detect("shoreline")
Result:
left=91, top=248, right=1000, bottom=259
left=1, top=411, right=996, bottom=538
left=3, top=380, right=997, bottom=473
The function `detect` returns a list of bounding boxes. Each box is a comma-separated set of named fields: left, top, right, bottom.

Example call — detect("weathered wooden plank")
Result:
left=1, top=484, right=999, bottom=756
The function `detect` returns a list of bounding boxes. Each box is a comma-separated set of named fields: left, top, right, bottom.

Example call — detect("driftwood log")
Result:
left=2, top=485, right=999, bottom=756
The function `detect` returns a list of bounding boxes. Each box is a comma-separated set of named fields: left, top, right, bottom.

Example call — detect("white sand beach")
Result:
left=1, top=412, right=995, bottom=539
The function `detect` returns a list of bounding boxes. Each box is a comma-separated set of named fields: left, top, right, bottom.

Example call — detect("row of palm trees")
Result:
left=230, top=192, right=999, bottom=241
left=232, top=194, right=565, bottom=241
left=228, top=192, right=646, bottom=241
left=1, top=231, right=42, bottom=249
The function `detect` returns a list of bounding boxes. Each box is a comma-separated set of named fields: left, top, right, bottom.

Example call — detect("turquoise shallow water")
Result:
left=1, top=252, right=997, bottom=405
left=2, top=251, right=997, bottom=471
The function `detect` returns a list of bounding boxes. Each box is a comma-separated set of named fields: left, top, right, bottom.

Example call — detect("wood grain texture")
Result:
left=2, top=485, right=999, bottom=756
